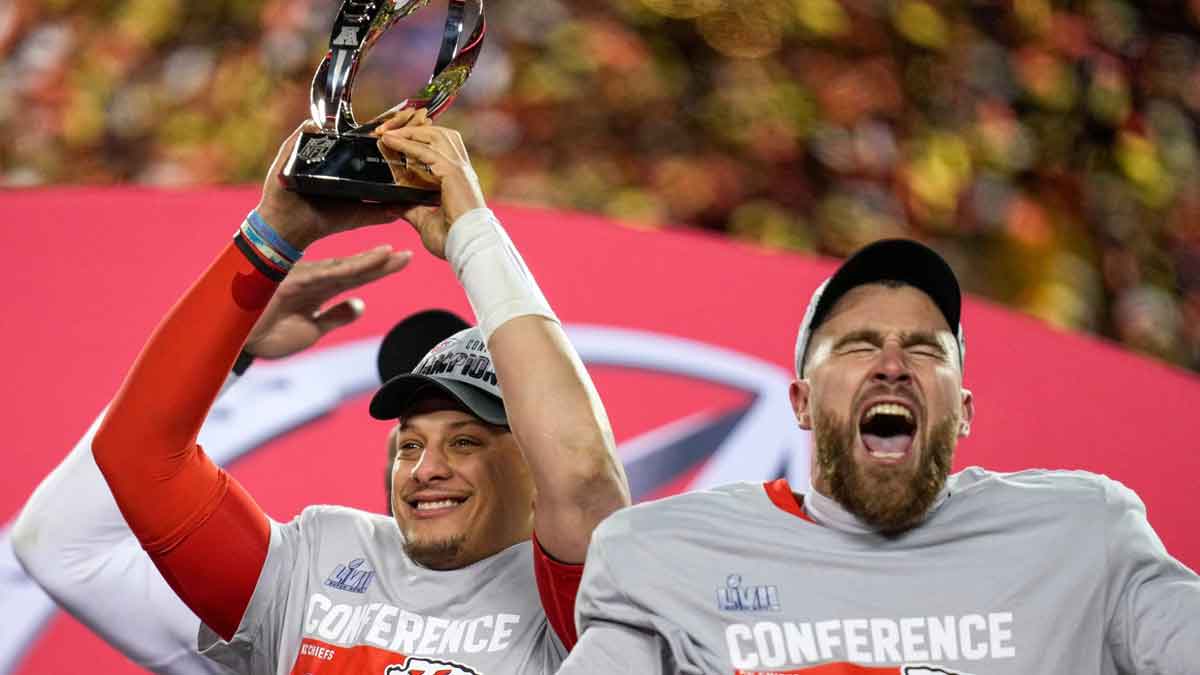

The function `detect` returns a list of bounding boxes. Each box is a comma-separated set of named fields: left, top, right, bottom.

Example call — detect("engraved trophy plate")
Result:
left=281, top=0, right=485, bottom=204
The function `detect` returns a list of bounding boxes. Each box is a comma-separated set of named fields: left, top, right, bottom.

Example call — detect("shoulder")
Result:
left=286, top=504, right=401, bottom=543
left=592, top=482, right=766, bottom=547
left=950, top=466, right=1139, bottom=513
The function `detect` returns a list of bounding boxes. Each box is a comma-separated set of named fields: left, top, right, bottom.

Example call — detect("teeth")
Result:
left=415, top=499, right=460, bottom=511
left=865, top=403, right=913, bottom=422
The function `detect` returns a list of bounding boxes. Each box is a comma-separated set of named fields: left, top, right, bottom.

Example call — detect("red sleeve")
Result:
left=93, top=241, right=276, bottom=641
left=531, top=531, right=584, bottom=650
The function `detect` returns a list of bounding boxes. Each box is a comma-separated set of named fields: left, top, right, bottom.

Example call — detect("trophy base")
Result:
left=280, top=131, right=440, bottom=205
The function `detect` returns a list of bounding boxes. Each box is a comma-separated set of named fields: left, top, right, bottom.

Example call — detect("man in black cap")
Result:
left=559, top=239, right=1200, bottom=674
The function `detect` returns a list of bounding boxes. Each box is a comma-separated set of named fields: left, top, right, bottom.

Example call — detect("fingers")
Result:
left=376, top=136, right=437, bottom=188
left=377, top=136, right=451, bottom=181
left=361, top=203, right=413, bottom=224
left=313, top=298, right=366, bottom=335
left=424, top=123, right=465, bottom=154
left=290, top=245, right=391, bottom=278
left=287, top=247, right=412, bottom=300
left=322, top=246, right=412, bottom=287
left=408, top=108, right=430, bottom=128
left=381, top=126, right=467, bottom=160
left=374, top=108, right=431, bottom=136
left=400, top=204, right=443, bottom=232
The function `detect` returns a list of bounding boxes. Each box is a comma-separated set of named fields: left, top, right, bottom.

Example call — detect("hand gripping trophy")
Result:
left=281, top=0, right=485, bottom=204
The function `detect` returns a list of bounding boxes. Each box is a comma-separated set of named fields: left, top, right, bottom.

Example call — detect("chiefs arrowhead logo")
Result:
left=384, top=655, right=480, bottom=675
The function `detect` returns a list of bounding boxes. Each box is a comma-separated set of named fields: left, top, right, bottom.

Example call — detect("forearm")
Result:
left=15, top=412, right=125, bottom=575
left=93, top=234, right=289, bottom=639
left=15, top=374, right=243, bottom=566
left=445, top=208, right=629, bottom=562
left=95, top=241, right=272, bottom=456
left=12, top=373, right=247, bottom=672
left=490, top=316, right=628, bottom=562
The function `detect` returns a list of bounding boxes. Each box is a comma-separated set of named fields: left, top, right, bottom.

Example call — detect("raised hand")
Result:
left=371, top=108, right=440, bottom=194
left=377, top=124, right=488, bottom=259
left=372, top=106, right=432, bottom=135
left=243, top=245, right=412, bottom=359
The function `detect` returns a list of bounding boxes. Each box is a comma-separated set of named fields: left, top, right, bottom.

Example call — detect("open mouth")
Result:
left=858, top=402, right=917, bottom=461
left=406, top=495, right=469, bottom=516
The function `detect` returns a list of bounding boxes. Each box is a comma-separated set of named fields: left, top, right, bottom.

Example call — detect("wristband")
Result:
left=245, top=210, right=304, bottom=262
left=233, top=209, right=301, bottom=282
left=444, top=208, right=558, bottom=340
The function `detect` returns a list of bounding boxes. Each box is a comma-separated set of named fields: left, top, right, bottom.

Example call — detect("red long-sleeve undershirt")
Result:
left=533, top=532, right=583, bottom=649
left=93, top=242, right=275, bottom=641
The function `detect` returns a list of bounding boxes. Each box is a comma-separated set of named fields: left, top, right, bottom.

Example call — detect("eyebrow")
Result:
left=833, top=329, right=949, bottom=355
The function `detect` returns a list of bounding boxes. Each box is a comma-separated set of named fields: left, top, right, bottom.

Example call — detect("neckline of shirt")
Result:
left=760, top=478, right=951, bottom=535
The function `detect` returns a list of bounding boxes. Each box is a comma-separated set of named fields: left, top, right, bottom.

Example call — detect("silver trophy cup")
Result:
left=281, top=0, right=485, bottom=204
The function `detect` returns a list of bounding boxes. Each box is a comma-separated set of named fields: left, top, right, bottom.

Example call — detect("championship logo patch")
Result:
left=324, top=557, right=376, bottom=594
left=385, top=655, right=479, bottom=675
left=717, top=574, right=781, bottom=612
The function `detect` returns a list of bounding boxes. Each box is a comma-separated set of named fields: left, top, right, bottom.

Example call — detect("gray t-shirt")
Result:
left=199, top=505, right=565, bottom=675
left=560, top=467, right=1200, bottom=674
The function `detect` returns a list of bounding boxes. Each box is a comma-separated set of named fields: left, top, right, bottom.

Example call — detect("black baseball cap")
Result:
left=376, top=309, right=471, bottom=383
left=370, top=326, right=507, bottom=426
left=794, top=238, right=965, bottom=377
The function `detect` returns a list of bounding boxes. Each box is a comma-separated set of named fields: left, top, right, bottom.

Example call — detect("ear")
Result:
left=789, top=380, right=813, bottom=430
left=958, top=388, right=975, bottom=438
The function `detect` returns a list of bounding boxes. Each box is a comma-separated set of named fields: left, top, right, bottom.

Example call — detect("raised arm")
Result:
left=379, top=125, right=630, bottom=566
left=11, top=249, right=397, bottom=672
left=91, top=123, right=410, bottom=641
left=490, top=317, right=627, bottom=561
left=14, top=403, right=233, bottom=675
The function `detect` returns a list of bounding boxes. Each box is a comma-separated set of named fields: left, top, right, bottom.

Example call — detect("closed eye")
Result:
left=901, top=332, right=949, bottom=360
left=908, top=347, right=944, bottom=358
left=904, top=341, right=947, bottom=360
left=832, top=330, right=883, bottom=355
left=838, top=343, right=878, bottom=355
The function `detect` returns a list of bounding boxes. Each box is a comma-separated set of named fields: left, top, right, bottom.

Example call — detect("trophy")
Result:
left=281, top=0, right=485, bottom=204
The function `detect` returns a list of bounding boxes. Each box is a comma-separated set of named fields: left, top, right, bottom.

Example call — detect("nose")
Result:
left=871, top=342, right=912, bottom=384
left=410, top=445, right=453, bottom=484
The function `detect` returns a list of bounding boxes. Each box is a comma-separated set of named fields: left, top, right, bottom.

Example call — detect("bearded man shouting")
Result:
left=558, top=239, right=1200, bottom=675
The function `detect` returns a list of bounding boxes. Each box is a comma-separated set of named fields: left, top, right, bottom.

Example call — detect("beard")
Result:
left=402, top=531, right=467, bottom=570
left=812, top=408, right=957, bottom=535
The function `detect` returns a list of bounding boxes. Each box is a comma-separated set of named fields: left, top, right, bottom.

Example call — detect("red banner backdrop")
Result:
left=2, top=188, right=1198, bottom=674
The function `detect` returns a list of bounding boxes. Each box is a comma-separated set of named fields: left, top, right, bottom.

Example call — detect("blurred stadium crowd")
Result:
left=3, top=0, right=1199, bottom=370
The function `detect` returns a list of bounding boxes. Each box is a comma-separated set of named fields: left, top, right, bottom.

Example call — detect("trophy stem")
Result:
left=283, top=0, right=485, bottom=203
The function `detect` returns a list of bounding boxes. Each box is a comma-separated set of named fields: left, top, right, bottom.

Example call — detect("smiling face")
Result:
left=389, top=397, right=535, bottom=569
left=791, top=282, right=974, bottom=533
